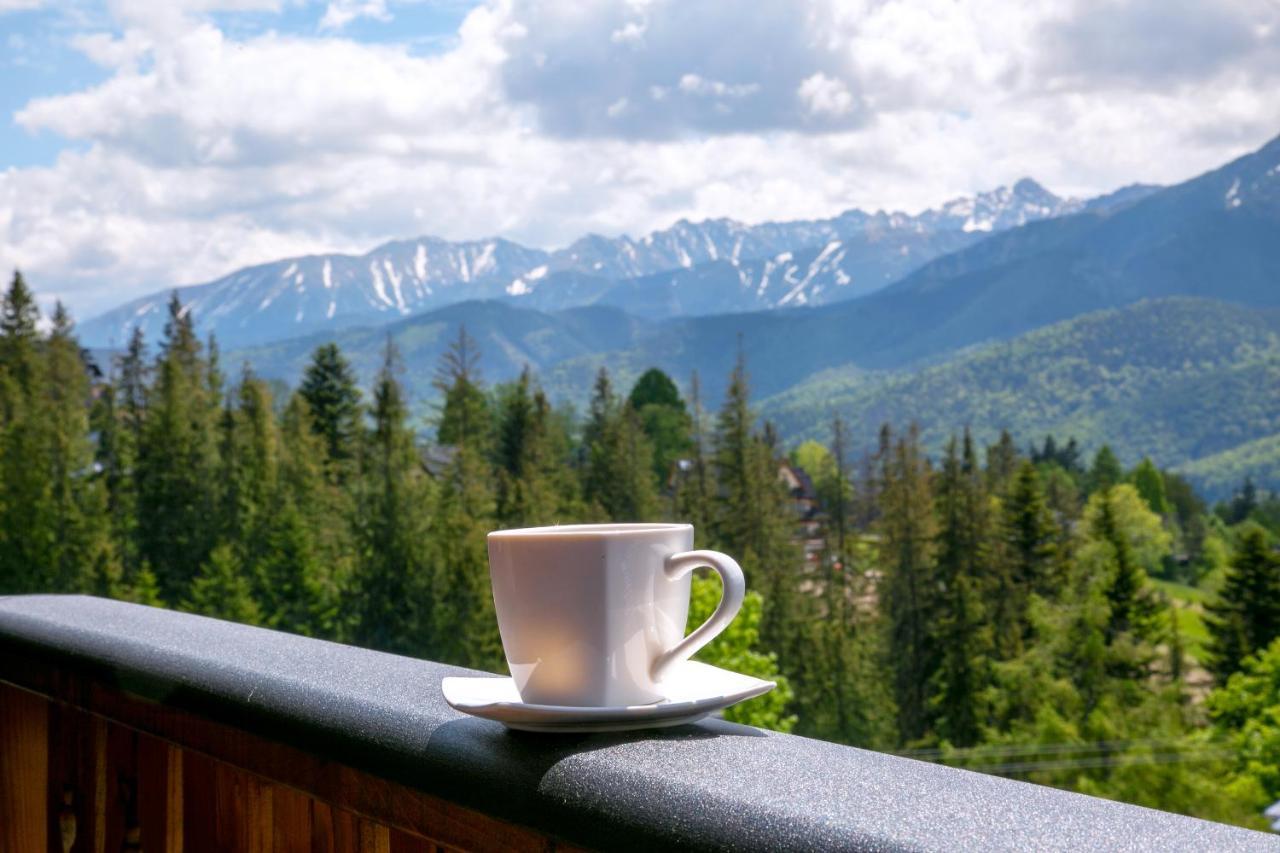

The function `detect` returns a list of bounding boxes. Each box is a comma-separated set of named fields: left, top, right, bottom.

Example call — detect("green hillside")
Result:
left=760, top=298, right=1280, bottom=488
left=1175, top=433, right=1280, bottom=497
left=231, top=301, right=647, bottom=407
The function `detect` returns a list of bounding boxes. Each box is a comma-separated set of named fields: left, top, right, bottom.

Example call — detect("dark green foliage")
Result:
left=433, top=325, right=490, bottom=449
left=930, top=432, right=991, bottom=746
left=628, top=367, right=683, bottom=409
left=183, top=544, right=262, bottom=625
left=995, top=462, right=1061, bottom=652
left=135, top=293, right=222, bottom=602
left=1205, top=527, right=1280, bottom=682
left=0, top=270, right=40, bottom=395
left=583, top=368, right=659, bottom=520
left=350, top=341, right=433, bottom=655
left=628, top=368, right=693, bottom=486
left=879, top=425, right=938, bottom=743
left=1131, top=457, right=1170, bottom=516
left=493, top=368, right=582, bottom=526
left=430, top=442, right=503, bottom=670
left=1089, top=445, right=1123, bottom=494
left=299, top=342, right=362, bottom=479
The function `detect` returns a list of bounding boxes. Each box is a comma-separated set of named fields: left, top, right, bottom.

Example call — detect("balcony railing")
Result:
left=0, top=594, right=1274, bottom=851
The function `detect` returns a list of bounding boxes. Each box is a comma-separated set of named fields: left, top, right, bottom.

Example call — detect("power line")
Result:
left=896, top=737, right=1225, bottom=760
left=960, top=749, right=1237, bottom=775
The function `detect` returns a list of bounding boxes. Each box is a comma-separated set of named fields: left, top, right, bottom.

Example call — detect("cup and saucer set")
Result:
left=441, top=523, right=776, bottom=733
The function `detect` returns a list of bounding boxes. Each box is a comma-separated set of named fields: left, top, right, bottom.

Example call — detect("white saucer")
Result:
left=441, top=661, right=775, bottom=733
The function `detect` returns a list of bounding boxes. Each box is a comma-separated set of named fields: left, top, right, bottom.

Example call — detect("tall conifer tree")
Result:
left=300, top=343, right=362, bottom=482
left=879, top=425, right=938, bottom=744
left=1206, top=527, right=1280, bottom=682
left=137, top=293, right=220, bottom=602
left=352, top=340, right=433, bottom=654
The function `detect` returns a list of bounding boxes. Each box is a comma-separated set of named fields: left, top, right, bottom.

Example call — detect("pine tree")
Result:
left=300, top=343, right=362, bottom=481
left=183, top=544, right=262, bottom=625
left=0, top=270, right=40, bottom=398
left=44, top=302, right=116, bottom=594
left=879, top=425, right=938, bottom=744
left=493, top=369, right=580, bottom=526
left=1079, top=485, right=1166, bottom=678
left=433, top=325, right=490, bottom=449
left=351, top=340, right=433, bottom=654
left=136, top=293, right=220, bottom=602
left=278, top=393, right=349, bottom=638
left=985, top=429, right=1018, bottom=495
left=1130, top=457, right=1170, bottom=516
left=1088, top=445, right=1123, bottom=494
left=930, top=432, right=991, bottom=746
left=0, top=276, right=50, bottom=592
left=1205, top=527, right=1280, bottom=682
left=627, top=367, right=693, bottom=486
left=674, top=371, right=714, bottom=535
left=992, top=461, right=1061, bottom=655
left=710, top=354, right=803, bottom=673
left=583, top=368, right=660, bottom=521
left=799, top=415, right=896, bottom=749
left=429, top=442, right=503, bottom=670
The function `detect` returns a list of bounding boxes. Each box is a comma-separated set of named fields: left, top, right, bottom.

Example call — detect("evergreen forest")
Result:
left=4, top=271, right=1280, bottom=830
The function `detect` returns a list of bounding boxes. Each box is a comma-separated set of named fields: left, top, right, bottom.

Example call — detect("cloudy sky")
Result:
left=2, top=0, right=1278, bottom=318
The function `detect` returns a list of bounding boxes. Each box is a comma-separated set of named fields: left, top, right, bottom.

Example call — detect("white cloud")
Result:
left=320, top=0, right=392, bottom=31
left=0, top=0, right=45, bottom=12
left=2, top=0, right=1279, bottom=319
left=798, top=73, right=853, bottom=117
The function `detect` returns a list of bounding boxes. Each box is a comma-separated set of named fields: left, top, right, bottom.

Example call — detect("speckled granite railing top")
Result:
left=1, top=595, right=1274, bottom=852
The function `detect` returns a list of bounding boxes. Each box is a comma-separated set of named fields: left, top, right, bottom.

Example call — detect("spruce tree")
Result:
left=493, top=369, right=580, bottom=526
left=710, top=354, right=803, bottom=671
left=1206, top=527, right=1280, bottom=682
left=183, top=544, right=262, bottom=625
left=1130, top=457, right=1170, bottom=516
left=278, top=393, right=349, bottom=639
left=45, top=302, right=116, bottom=594
left=583, top=368, right=660, bottom=521
left=985, top=429, right=1018, bottom=495
left=1088, top=445, right=1123, bottom=494
left=300, top=343, right=362, bottom=481
left=673, top=372, right=714, bottom=534
left=0, top=279, right=50, bottom=592
left=429, top=442, right=503, bottom=670
left=627, top=367, right=693, bottom=486
left=0, top=270, right=40, bottom=397
left=433, top=325, right=490, bottom=449
left=879, top=425, right=938, bottom=744
left=352, top=340, right=433, bottom=654
left=136, top=294, right=220, bottom=602
left=1079, top=485, right=1166, bottom=678
left=930, top=432, right=991, bottom=746
left=992, top=461, right=1061, bottom=654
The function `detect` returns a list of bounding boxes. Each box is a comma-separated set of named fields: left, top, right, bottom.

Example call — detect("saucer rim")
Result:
left=441, top=660, right=775, bottom=722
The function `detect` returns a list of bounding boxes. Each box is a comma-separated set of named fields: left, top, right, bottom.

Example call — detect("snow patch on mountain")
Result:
left=79, top=177, right=1099, bottom=349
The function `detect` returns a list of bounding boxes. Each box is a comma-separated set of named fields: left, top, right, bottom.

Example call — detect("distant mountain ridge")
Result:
left=80, top=177, right=1091, bottom=348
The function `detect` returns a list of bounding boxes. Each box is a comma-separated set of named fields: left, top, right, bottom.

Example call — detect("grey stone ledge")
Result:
left=0, top=595, right=1275, bottom=852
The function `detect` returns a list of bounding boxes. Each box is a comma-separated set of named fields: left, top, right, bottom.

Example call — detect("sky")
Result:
left=1, top=0, right=1279, bottom=319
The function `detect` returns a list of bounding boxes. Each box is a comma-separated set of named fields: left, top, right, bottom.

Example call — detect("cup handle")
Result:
left=651, top=550, right=746, bottom=682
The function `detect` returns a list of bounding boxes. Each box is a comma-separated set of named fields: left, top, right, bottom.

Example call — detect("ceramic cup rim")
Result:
left=487, top=522, right=692, bottom=541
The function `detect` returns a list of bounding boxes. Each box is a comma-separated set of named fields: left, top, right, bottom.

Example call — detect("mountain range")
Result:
left=217, top=133, right=1280, bottom=494
left=79, top=132, right=1280, bottom=493
left=80, top=178, right=1101, bottom=349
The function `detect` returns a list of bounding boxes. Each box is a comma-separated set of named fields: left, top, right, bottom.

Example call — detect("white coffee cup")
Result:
left=486, top=523, right=745, bottom=707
